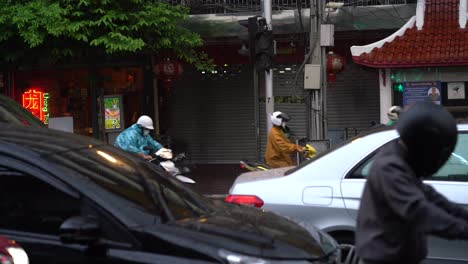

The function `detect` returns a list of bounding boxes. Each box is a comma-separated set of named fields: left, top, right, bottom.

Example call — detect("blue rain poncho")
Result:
left=114, top=124, right=163, bottom=155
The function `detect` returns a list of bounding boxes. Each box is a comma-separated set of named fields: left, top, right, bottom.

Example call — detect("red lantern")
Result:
left=153, top=59, right=183, bottom=91
left=326, top=52, right=345, bottom=83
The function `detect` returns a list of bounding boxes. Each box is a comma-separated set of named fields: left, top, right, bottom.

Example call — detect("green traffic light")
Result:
left=393, top=84, right=404, bottom=92
left=397, top=84, right=404, bottom=92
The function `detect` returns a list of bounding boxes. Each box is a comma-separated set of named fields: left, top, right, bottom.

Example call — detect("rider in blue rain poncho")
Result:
left=114, top=115, right=163, bottom=160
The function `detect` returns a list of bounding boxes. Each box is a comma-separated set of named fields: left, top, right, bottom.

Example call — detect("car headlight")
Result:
left=219, top=249, right=340, bottom=264
left=6, top=247, right=29, bottom=264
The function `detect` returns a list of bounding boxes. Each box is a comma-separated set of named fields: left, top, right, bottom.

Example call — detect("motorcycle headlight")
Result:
left=6, top=247, right=29, bottom=264
left=219, top=249, right=340, bottom=264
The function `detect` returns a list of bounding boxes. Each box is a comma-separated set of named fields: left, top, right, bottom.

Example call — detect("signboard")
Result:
left=403, top=81, right=441, bottom=106
left=103, top=95, right=124, bottom=131
left=447, top=82, right=465, bottom=100
left=22, top=88, right=49, bottom=124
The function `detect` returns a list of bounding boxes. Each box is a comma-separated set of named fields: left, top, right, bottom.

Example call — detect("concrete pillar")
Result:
left=379, top=68, right=392, bottom=125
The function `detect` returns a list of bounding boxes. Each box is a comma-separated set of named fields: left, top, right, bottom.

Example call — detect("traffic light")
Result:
left=239, top=16, right=274, bottom=72
left=393, top=83, right=404, bottom=93
left=254, top=22, right=274, bottom=72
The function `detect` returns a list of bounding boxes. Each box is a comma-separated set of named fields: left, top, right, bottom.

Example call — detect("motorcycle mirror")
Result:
left=176, top=175, right=196, bottom=184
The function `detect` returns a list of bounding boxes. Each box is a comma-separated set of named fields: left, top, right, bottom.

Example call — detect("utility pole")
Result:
left=309, top=0, right=322, bottom=140
left=262, top=0, right=274, bottom=133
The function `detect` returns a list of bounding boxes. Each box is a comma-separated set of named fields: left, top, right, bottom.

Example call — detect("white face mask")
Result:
left=143, top=129, right=150, bottom=136
left=281, top=121, right=287, bottom=128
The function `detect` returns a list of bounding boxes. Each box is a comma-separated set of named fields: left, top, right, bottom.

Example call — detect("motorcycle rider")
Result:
left=386, top=105, right=402, bottom=126
left=356, top=101, right=468, bottom=264
left=114, top=115, right=163, bottom=160
left=265, top=111, right=304, bottom=168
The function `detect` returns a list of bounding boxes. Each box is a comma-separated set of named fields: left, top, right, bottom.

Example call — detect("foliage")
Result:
left=0, top=0, right=214, bottom=70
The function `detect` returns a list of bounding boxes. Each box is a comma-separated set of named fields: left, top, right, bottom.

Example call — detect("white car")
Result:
left=227, top=125, right=468, bottom=264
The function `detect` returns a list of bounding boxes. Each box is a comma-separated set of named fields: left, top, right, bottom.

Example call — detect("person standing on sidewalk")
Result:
left=356, top=101, right=468, bottom=264
left=265, top=111, right=304, bottom=168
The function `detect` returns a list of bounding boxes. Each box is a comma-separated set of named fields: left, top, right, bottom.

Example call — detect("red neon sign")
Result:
left=22, top=88, right=45, bottom=122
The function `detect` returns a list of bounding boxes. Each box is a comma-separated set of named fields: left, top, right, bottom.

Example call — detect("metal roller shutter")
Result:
left=326, top=62, right=380, bottom=145
left=167, top=65, right=257, bottom=164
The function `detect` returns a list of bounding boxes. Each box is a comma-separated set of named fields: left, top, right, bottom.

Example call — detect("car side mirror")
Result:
left=59, top=216, right=100, bottom=245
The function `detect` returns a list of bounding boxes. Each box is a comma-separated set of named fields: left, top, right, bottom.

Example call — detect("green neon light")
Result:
left=43, top=93, right=49, bottom=125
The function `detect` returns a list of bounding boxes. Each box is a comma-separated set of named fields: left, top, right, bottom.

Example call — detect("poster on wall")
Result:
left=447, top=82, right=465, bottom=100
left=403, top=81, right=441, bottom=106
left=103, top=95, right=125, bottom=131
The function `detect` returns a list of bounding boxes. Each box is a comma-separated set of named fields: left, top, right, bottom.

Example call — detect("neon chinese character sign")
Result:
left=22, top=88, right=49, bottom=124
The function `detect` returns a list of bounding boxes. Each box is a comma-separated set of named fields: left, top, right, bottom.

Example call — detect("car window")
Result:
left=50, top=146, right=160, bottom=214
left=346, top=141, right=395, bottom=179
left=0, top=166, right=80, bottom=235
left=348, top=157, right=375, bottom=179
left=286, top=126, right=394, bottom=175
left=430, top=133, right=468, bottom=182
left=347, top=133, right=468, bottom=182
left=148, top=176, right=209, bottom=221
left=49, top=145, right=212, bottom=224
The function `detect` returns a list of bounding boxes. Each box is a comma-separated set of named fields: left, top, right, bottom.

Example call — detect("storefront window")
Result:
left=14, top=66, right=144, bottom=138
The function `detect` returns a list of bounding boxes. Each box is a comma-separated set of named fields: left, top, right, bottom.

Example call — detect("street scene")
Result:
left=1, top=0, right=468, bottom=263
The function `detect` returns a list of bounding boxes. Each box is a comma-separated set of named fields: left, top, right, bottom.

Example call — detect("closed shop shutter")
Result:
left=167, top=65, right=257, bottom=164
left=326, top=62, right=380, bottom=144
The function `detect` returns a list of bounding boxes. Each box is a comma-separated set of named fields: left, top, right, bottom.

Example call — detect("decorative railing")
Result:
left=166, top=0, right=415, bottom=14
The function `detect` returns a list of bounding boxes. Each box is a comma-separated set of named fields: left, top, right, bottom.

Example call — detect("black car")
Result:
left=0, top=124, right=340, bottom=264
left=0, top=94, right=45, bottom=127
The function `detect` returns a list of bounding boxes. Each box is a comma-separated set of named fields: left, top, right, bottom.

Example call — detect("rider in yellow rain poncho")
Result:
left=265, top=111, right=304, bottom=168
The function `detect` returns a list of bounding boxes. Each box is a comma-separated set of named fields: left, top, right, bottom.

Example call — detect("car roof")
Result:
left=0, top=124, right=106, bottom=155
left=286, top=123, right=468, bottom=175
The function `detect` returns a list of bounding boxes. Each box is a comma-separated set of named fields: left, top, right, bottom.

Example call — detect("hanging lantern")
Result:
left=326, top=52, right=346, bottom=83
left=153, top=59, right=183, bottom=91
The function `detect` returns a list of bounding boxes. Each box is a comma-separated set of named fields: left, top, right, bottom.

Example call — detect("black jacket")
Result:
left=356, top=141, right=468, bottom=263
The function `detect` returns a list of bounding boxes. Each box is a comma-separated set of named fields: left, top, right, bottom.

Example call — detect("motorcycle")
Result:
left=145, top=147, right=196, bottom=184
left=239, top=142, right=317, bottom=172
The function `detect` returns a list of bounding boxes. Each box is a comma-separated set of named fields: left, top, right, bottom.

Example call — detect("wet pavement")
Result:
left=187, top=164, right=244, bottom=195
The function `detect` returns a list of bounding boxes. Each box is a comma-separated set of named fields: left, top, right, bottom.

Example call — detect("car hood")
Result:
left=137, top=200, right=337, bottom=261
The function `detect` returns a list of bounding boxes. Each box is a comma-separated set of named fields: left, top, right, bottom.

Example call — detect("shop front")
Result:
left=351, top=0, right=468, bottom=122
left=11, top=66, right=148, bottom=142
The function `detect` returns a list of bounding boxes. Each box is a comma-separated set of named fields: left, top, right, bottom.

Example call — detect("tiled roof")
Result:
left=352, top=0, right=468, bottom=68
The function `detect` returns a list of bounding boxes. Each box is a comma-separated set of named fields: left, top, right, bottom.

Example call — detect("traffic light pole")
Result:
left=262, top=0, right=274, bottom=133
left=309, top=0, right=323, bottom=140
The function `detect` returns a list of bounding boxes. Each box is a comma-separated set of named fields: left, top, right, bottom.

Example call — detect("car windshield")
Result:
left=47, top=145, right=212, bottom=225
left=0, top=95, right=45, bottom=127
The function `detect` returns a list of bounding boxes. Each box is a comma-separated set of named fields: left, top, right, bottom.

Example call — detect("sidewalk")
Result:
left=187, top=164, right=243, bottom=195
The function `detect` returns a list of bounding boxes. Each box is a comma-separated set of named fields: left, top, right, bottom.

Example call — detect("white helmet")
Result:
left=270, top=111, right=291, bottom=126
left=137, top=115, right=154, bottom=130
left=387, top=106, right=402, bottom=121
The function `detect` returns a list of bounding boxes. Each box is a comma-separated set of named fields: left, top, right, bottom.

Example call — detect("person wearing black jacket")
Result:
left=356, top=101, right=468, bottom=264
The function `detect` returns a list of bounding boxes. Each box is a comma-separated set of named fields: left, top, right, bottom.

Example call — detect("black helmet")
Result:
left=397, top=101, right=457, bottom=177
